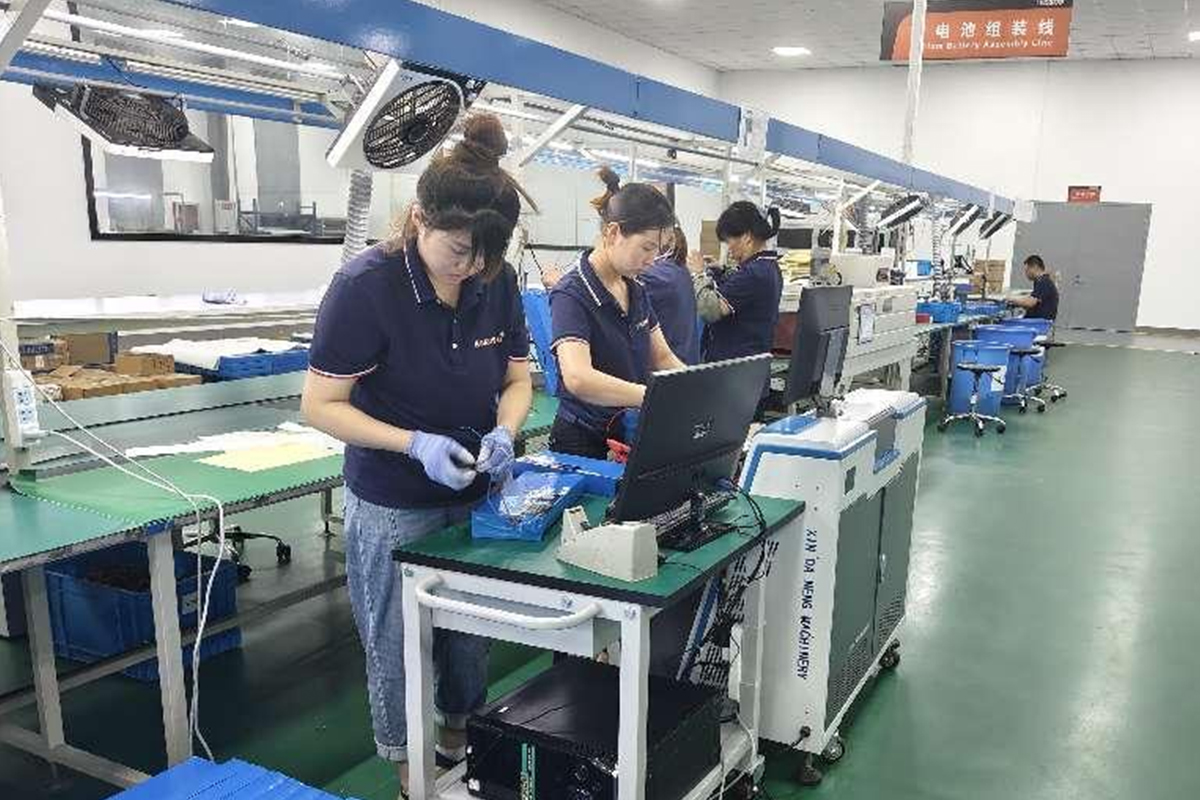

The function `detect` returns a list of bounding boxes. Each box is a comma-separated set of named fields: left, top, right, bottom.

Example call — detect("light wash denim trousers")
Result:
left=344, top=487, right=490, bottom=762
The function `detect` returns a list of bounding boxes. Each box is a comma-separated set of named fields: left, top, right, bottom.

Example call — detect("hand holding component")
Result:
left=408, top=432, right=477, bottom=491
left=476, top=426, right=515, bottom=476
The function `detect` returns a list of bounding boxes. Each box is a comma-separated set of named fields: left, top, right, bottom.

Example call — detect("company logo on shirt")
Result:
left=474, top=331, right=506, bottom=349
left=633, top=317, right=651, bottom=332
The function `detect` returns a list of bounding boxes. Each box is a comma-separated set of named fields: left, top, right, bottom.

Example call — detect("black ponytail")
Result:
left=716, top=201, right=781, bottom=243
left=591, top=167, right=676, bottom=235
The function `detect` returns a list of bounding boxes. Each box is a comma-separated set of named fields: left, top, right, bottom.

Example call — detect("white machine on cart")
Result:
left=741, top=388, right=926, bottom=782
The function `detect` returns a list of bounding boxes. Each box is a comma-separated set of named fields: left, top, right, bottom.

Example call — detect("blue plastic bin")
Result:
left=177, top=349, right=307, bottom=381
left=522, top=289, right=559, bottom=396
left=948, top=341, right=1009, bottom=416
left=975, top=325, right=1040, bottom=397
left=1000, top=319, right=1053, bottom=385
left=512, top=452, right=624, bottom=497
left=46, top=542, right=240, bottom=682
left=916, top=301, right=962, bottom=323
left=472, top=472, right=587, bottom=541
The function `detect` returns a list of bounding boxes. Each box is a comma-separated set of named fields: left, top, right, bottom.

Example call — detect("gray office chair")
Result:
left=938, top=363, right=1007, bottom=437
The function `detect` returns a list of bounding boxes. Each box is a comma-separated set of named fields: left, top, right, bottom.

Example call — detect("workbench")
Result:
left=0, top=383, right=558, bottom=789
left=394, top=493, right=804, bottom=800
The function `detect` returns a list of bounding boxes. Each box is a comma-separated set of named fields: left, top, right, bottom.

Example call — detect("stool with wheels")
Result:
left=938, top=363, right=1007, bottom=437
left=1032, top=340, right=1068, bottom=403
left=1005, top=347, right=1046, bottom=414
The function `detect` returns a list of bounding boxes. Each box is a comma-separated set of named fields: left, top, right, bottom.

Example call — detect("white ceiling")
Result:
left=530, top=0, right=1200, bottom=71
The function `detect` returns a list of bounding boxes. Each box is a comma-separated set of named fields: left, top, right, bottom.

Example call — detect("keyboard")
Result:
left=649, top=491, right=737, bottom=552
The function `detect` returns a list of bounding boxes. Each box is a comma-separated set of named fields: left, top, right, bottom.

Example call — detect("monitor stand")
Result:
left=657, top=489, right=737, bottom=553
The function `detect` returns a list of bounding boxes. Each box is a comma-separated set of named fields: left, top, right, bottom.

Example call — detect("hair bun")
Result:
left=597, top=166, right=621, bottom=193
left=455, top=114, right=508, bottom=167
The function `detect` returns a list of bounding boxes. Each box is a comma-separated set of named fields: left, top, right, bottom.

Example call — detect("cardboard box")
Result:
left=154, top=373, right=203, bottom=390
left=120, top=376, right=161, bottom=394
left=20, top=353, right=67, bottom=373
left=65, top=333, right=118, bottom=366
left=115, top=352, right=175, bottom=376
left=32, top=377, right=63, bottom=403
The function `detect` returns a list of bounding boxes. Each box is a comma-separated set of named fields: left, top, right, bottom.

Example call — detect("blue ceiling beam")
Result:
left=161, top=0, right=742, bottom=142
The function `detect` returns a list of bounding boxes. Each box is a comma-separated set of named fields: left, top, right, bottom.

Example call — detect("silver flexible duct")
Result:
left=341, top=168, right=374, bottom=265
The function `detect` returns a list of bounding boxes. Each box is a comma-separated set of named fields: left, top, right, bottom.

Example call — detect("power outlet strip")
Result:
left=5, top=369, right=41, bottom=449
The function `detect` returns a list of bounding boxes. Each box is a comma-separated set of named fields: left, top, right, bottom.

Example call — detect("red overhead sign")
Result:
left=881, top=1, right=1073, bottom=62
left=1068, top=185, right=1102, bottom=203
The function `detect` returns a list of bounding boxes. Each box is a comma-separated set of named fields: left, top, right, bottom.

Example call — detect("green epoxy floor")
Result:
left=3, top=344, right=1199, bottom=800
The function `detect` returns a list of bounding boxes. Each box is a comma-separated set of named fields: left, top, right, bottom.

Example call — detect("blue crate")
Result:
left=523, top=289, right=559, bottom=396
left=512, top=451, right=624, bottom=497
left=177, top=349, right=308, bottom=381
left=270, top=348, right=310, bottom=374
left=46, top=542, right=240, bottom=682
left=916, top=301, right=962, bottom=323
left=472, top=472, right=587, bottom=541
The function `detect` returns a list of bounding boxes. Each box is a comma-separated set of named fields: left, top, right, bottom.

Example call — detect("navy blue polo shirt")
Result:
left=641, top=257, right=700, bottom=365
left=704, top=250, right=783, bottom=362
left=550, top=249, right=660, bottom=433
left=308, top=242, right=529, bottom=509
left=1027, top=273, right=1059, bottom=320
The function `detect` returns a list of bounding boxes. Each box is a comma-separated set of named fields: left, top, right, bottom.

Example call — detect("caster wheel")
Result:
left=1051, top=395, right=1061, bottom=403
left=235, top=563, right=253, bottom=583
left=1037, top=404, right=1046, bottom=414
left=1018, top=404, right=1028, bottom=415
left=821, top=736, right=845, bottom=764
left=997, top=424, right=1007, bottom=435
left=974, top=423, right=984, bottom=437
left=1033, top=387, right=1044, bottom=397
left=276, top=543, right=293, bottom=564
left=880, top=648, right=901, bottom=670
left=937, top=421, right=949, bottom=433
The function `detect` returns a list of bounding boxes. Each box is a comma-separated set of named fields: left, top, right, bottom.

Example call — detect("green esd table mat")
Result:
left=395, top=493, right=804, bottom=607
left=11, top=453, right=344, bottom=529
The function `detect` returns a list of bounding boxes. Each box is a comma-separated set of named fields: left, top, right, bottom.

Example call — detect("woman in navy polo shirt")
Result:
left=549, top=168, right=685, bottom=458
left=697, top=201, right=784, bottom=364
left=301, top=115, right=534, bottom=792
left=641, top=224, right=701, bottom=366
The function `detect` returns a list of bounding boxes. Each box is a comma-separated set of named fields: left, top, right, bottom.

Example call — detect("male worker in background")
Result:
left=1008, top=254, right=1059, bottom=320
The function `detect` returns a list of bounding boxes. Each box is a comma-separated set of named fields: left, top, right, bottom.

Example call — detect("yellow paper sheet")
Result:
left=199, top=442, right=335, bottom=473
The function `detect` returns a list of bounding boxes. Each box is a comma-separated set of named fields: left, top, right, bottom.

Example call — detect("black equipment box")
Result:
left=465, top=658, right=722, bottom=800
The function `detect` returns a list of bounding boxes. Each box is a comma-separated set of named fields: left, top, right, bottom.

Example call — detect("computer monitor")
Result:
left=777, top=227, right=814, bottom=249
left=783, top=286, right=853, bottom=410
left=609, top=354, right=772, bottom=524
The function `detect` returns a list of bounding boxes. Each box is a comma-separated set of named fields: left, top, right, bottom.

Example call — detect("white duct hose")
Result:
left=341, top=168, right=374, bottom=265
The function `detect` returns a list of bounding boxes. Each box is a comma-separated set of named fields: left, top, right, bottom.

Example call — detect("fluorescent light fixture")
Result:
left=94, top=190, right=152, bottom=200
left=637, top=158, right=663, bottom=169
left=772, top=46, right=812, bottom=57
left=978, top=211, right=1013, bottom=240
left=21, top=40, right=103, bottom=64
left=878, top=194, right=925, bottom=229
left=548, top=140, right=575, bottom=152
left=142, top=29, right=184, bottom=39
left=222, top=18, right=261, bottom=28
left=946, top=204, right=983, bottom=237
left=589, top=149, right=629, bottom=162
left=1190, top=31, right=1200, bottom=42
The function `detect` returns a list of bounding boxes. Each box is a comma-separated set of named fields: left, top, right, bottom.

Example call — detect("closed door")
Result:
left=1012, top=202, right=1151, bottom=331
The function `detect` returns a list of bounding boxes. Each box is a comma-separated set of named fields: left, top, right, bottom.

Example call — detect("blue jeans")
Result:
left=344, top=488, right=490, bottom=762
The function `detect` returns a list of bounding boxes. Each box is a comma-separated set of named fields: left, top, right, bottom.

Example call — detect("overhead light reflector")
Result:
left=978, top=211, right=1014, bottom=240
left=878, top=194, right=925, bottom=229
left=772, top=46, right=812, bottom=57
left=946, top=204, right=983, bottom=237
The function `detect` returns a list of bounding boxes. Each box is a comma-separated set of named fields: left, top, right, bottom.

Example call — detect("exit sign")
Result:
left=1068, top=185, right=1102, bottom=203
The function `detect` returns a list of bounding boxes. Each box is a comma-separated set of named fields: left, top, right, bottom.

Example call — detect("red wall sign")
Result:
left=881, top=1, right=1073, bottom=62
left=1068, top=186, right=1102, bottom=203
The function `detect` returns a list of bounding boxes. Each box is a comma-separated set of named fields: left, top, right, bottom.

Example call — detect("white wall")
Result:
left=719, top=59, right=1200, bottom=330
left=417, top=0, right=719, bottom=97
left=0, top=84, right=343, bottom=300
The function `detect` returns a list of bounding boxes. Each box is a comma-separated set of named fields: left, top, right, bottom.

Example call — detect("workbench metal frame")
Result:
left=399, top=565, right=767, bottom=800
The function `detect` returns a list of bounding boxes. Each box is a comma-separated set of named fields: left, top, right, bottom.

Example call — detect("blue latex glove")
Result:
left=408, top=432, right=477, bottom=491
left=476, top=426, right=515, bottom=476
